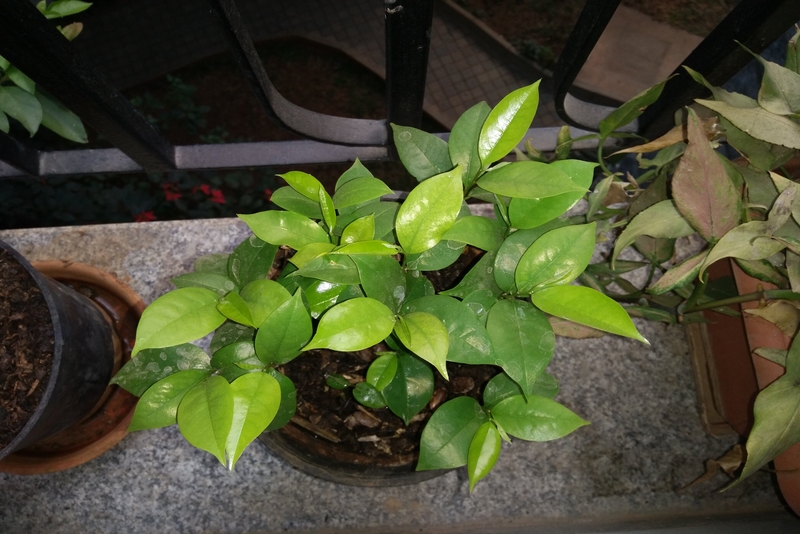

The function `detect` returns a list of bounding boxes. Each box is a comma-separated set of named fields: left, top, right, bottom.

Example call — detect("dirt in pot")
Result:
left=0, top=249, right=54, bottom=449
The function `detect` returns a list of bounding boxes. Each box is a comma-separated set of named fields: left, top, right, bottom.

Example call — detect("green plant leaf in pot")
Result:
left=491, top=394, right=589, bottom=441
left=227, top=235, right=278, bottom=287
left=392, top=124, right=452, bottom=182
left=113, top=343, right=211, bottom=396
left=598, top=78, right=669, bottom=138
left=515, top=223, right=596, bottom=293
left=382, top=351, right=434, bottom=424
left=468, top=421, right=502, bottom=492
left=449, top=101, right=491, bottom=188
left=128, top=369, right=213, bottom=431
left=178, top=375, right=235, bottom=467
left=255, top=289, right=312, bottom=365
left=239, top=211, right=329, bottom=249
left=394, top=312, right=450, bottom=379
left=478, top=81, right=540, bottom=167
left=226, top=372, right=282, bottom=469
left=304, top=297, right=396, bottom=352
left=418, top=396, right=488, bottom=470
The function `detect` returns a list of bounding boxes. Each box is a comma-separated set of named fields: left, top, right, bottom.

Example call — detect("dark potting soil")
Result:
left=0, top=249, right=54, bottom=449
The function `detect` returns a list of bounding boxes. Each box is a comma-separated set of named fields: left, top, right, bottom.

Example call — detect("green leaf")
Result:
left=392, top=124, right=452, bottom=181
left=516, top=223, right=596, bottom=293
left=210, top=323, right=255, bottom=353
left=468, top=421, right=502, bottom=491
left=239, top=279, right=292, bottom=327
left=599, top=78, right=669, bottom=138
left=129, top=369, right=212, bottom=432
left=351, top=254, right=407, bottom=312
left=0, top=85, right=42, bottom=136
left=292, top=254, right=361, bottom=284
left=672, top=109, right=740, bottom=242
left=0, top=111, right=8, bottom=134
left=353, top=382, right=387, bottom=409
left=6, top=67, right=34, bottom=94
left=178, top=375, right=234, bottom=466
left=298, top=278, right=347, bottom=318
left=59, top=21, right=84, bottom=41
left=479, top=81, right=540, bottom=167
left=211, top=340, right=261, bottom=369
left=441, top=249, right=503, bottom=300
left=333, top=177, right=394, bottom=209
left=171, top=272, right=237, bottom=297
left=402, top=295, right=496, bottom=366
left=0, top=54, right=9, bottom=70
left=492, top=394, right=589, bottom=441
left=217, top=291, right=255, bottom=327
left=722, top=117, right=795, bottom=172
left=531, top=285, right=648, bottom=343
left=133, top=288, right=226, bottom=356
left=43, top=0, right=93, bottom=19
left=336, top=158, right=374, bottom=190
left=289, top=242, right=337, bottom=269
left=194, top=253, right=230, bottom=276
left=319, top=187, right=336, bottom=232
left=383, top=351, right=434, bottom=424
left=326, top=373, right=351, bottom=390
left=395, top=312, right=450, bottom=379
left=684, top=66, right=758, bottom=108
left=270, top=187, right=323, bottom=219
left=483, top=372, right=523, bottom=408
left=442, top=216, right=505, bottom=251
left=341, top=214, right=375, bottom=244
left=417, top=396, right=488, bottom=470
left=486, top=299, right=554, bottom=395
left=112, top=344, right=211, bottom=397
left=279, top=170, right=324, bottom=200
left=612, top=200, right=695, bottom=267
left=736, top=258, right=788, bottom=287
left=697, top=99, right=800, bottom=149
left=332, top=240, right=401, bottom=255
left=396, top=167, right=464, bottom=254
left=239, top=211, right=329, bottom=249
left=228, top=235, right=278, bottom=287
left=494, top=219, right=569, bottom=292
left=226, top=372, right=281, bottom=469
left=35, top=89, right=88, bottom=143
left=477, top=161, right=586, bottom=200
left=367, top=352, right=398, bottom=391
left=266, top=369, right=296, bottom=430
left=699, top=222, right=787, bottom=280
left=746, top=49, right=800, bottom=115
left=255, top=289, right=312, bottom=365
left=648, top=250, right=709, bottom=295
left=406, top=270, right=435, bottom=301
left=449, top=101, right=491, bottom=188
left=305, top=298, right=396, bottom=351
left=462, top=290, right=499, bottom=323
left=753, top=348, right=788, bottom=367
left=334, top=202, right=399, bottom=241
left=404, top=240, right=466, bottom=271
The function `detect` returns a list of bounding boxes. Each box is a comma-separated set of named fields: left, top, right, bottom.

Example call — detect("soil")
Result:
left=0, top=249, right=53, bottom=449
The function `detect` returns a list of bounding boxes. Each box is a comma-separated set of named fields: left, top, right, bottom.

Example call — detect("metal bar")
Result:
left=205, top=0, right=387, bottom=146
left=385, top=0, right=436, bottom=129
left=0, top=0, right=175, bottom=172
left=639, top=0, right=800, bottom=138
left=0, top=132, right=40, bottom=176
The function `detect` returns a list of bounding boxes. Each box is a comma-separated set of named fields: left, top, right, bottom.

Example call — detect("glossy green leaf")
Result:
left=36, top=89, right=88, bottom=143
left=648, top=250, right=709, bottom=295
left=479, top=81, right=540, bottom=167
left=494, top=219, right=568, bottom=292
left=462, top=290, right=498, bottom=323
left=417, top=396, right=488, bottom=470
left=383, top=351, right=434, bottom=424
left=211, top=340, right=261, bottom=369
left=289, top=242, right=337, bottom=269
left=129, top=369, right=212, bottom=431
left=112, top=344, right=211, bottom=397
left=171, top=272, right=237, bottom=297
left=672, top=109, right=740, bottom=242
left=530, top=371, right=560, bottom=399
left=351, top=254, right=407, bottom=312
left=217, top=365, right=254, bottom=382
left=325, top=373, right=351, bottom=389
left=396, top=167, right=464, bottom=254
left=5, top=67, right=34, bottom=94
left=227, top=235, right=278, bottom=287
left=255, top=289, right=312, bottom=365
left=300, top=279, right=348, bottom=318
left=319, top=187, right=336, bottom=232
left=239, top=279, right=292, bottom=326
left=0, top=111, right=8, bottom=134
left=531, top=285, right=648, bottom=343
left=178, top=375, right=234, bottom=466
left=133, top=288, right=226, bottom=356
left=478, top=161, right=585, bottom=200
left=0, top=54, right=8, bottom=70
left=305, top=297, right=396, bottom=351
left=353, top=382, right=387, bottom=409
left=483, top=372, right=523, bottom=408
left=270, top=186, right=323, bottom=219
left=697, top=99, right=800, bottom=149
left=334, top=201, right=399, bottom=241
left=210, top=323, right=255, bottom=353
left=395, top=312, right=450, bottom=380
left=449, top=101, right=491, bottom=188
left=194, top=253, right=230, bottom=276
left=402, top=295, right=495, bottom=365
left=335, top=158, right=374, bottom=190
left=405, top=270, right=435, bottom=301
left=492, top=394, right=589, bottom=441
left=279, top=170, right=324, bottom=200
left=486, top=299, right=554, bottom=395
left=226, top=372, right=281, bottom=468
left=516, top=223, right=595, bottom=293
left=404, top=240, right=466, bottom=271
left=292, top=254, right=361, bottom=284
left=239, top=211, right=329, bottom=249
left=392, top=124, right=452, bottom=181
left=341, top=214, right=375, bottom=244
left=0, top=85, right=42, bottom=136
left=441, top=249, right=503, bottom=300
left=43, top=0, right=92, bottom=19
left=468, top=421, right=501, bottom=491
left=217, top=291, right=255, bottom=327
left=612, top=200, right=695, bottom=267
left=266, top=369, right=296, bottom=430
left=598, top=78, right=669, bottom=138
left=332, top=240, right=401, bottom=255
left=442, top=216, right=505, bottom=251
left=333, top=177, right=394, bottom=209
left=367, top=352, right=398, bottom=391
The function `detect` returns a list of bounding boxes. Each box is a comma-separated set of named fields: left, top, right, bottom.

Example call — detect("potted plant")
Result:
left=111, top=81, right=648, bottom=489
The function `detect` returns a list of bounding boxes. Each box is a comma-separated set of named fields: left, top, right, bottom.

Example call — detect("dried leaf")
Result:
left=744, top=300, right=800, bottom=337
left=548, top=316, right=605, bottom=339
left=679, top=444, right=744, bottom=491
left=611, top=117, right=718, bottom=156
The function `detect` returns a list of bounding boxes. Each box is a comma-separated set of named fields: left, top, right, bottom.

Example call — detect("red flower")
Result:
left=209, top=189, right=226, bottom=204
left=134, top=211, right=156, bottom=222
left=264, top=188, right=273, bottom=201
left=192, top=184, right=211, bottom=195
left=161, top=183, right=181, bottom=201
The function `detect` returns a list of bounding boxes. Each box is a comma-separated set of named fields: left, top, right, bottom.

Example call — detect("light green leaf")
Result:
left=35, top=89, right=88, bottom=143
left=133, top=288, right=226, bottom=356
left=531, top=285, right=648, bottom=343
left=720, top=118, right=794, bottom=173
left=0, top=85, right=42, bottom=136
left=334, top=201, right=399, bottom=242
left=478, top=161, right=586, bottom=200
left=333, top=177, right=394, bottom=209
left=319, top=187, right=336, bottom=232
left=417, top=396, right=488, bottom=470
left=753, top=348, right=788, bottom=367
left=383, top=351, right=434, bottom=423
left=396, top=167, right=464, bottom=254
left=217, top=291, right=255, bottom=327
left=479, top=81, right=540, bottom=167
left=129, top=369, right=212, bottom=431
left=442, top=216, right=505, bottom=251
left=6, top=67, right=35, bottom=94
left=194, top=253, right=230, bottom=276
left=486, top=299, right=554, bottom=395
left=292, top=254, right=361, bottom=284
left=697, top=99, right=800, bottom=149
left=351, top=254, right=406, bottom=312
left=43, top=0, right=93, bottom=19
left=266, top=369, right=297, bottom=430
left=468, top=421, right=501, bottom=491
left=483, top=372, right=523, bottom=408
left=255, top=289, right=312, bottom=365
left=699, top=221, right=787, bottom=280
left=240, top=279, right=292, bottom=326
left=178, top=376, right=234, bottom=467
left=289, top=242, right=337, bottom=269
left=298, top=278, right=347, bottom=318
left=228, top=235, right=278, bottom=287
left=171, top=272, right=237, bottom=297
left=226, top=372, right=281, bottom=469
left=747, top=50, right=800, bottom=115
left=367, top=352, right=398, bottom=391
left=210, top=323, right=255, bottom=354
left=395, top=312, right=450, bottom=379
left=516, top=223, right=596, bottom=293
left=112, top=344, right=210, bottom=396
left=492, top=394, right=589, bottom=441
left=684, top=66, right=758, bottom=108
left=494, top=219, right=569, bottom=292
left=335, top=158, right=374, bottom=190
left=449, top=101, right=491, bottom=188
left=612, top=200, right=695, bottom=267
left=270, top=187, right=323, bottom=219
left=332, top=240, right=401, bottom=255
left=239, top=211, right=329, bottom=250
left=599, top=78, right=669, bottom=138
left=278, top=170, right=324, bottom=200
left=404, top=239, right=465, bottom=271
left=59, top=21, right=84, bottom=41
left=211, top=340, right=261, bottom=369
left=788, top=29, right=800, bottom=74
left=341, top=214, right=375, bottom=244
left=405, top=270, right=435, bottom=301
left=0, top=55, right=9, bottom=70
left=305, top=298, right=396, bottom=351
left=392, top=124, right=452, bottom=181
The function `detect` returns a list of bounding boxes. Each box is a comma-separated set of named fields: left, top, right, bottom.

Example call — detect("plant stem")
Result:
left=685, top=289, right=800, bottom=313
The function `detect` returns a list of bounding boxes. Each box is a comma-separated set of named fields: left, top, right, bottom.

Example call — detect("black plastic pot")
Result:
left=0, top=241, right=116, bottom=461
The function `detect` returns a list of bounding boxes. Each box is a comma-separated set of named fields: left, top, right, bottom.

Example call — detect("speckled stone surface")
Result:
left=0, top=219, right=788, bottom=533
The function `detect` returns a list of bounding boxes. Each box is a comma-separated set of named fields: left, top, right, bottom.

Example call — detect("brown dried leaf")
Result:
left=679, top=444, right=744, bottom=491
left=744, top=300, right=800, bottom=337
left=611, top=117, right=718, bottom=155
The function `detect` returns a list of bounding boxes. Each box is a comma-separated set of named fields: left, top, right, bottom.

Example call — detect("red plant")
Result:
left=162, top=183, right=182, bottom=201
left=209, top=189, right=226, bottom=204
left=134, top=211, right=156, bottom=223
